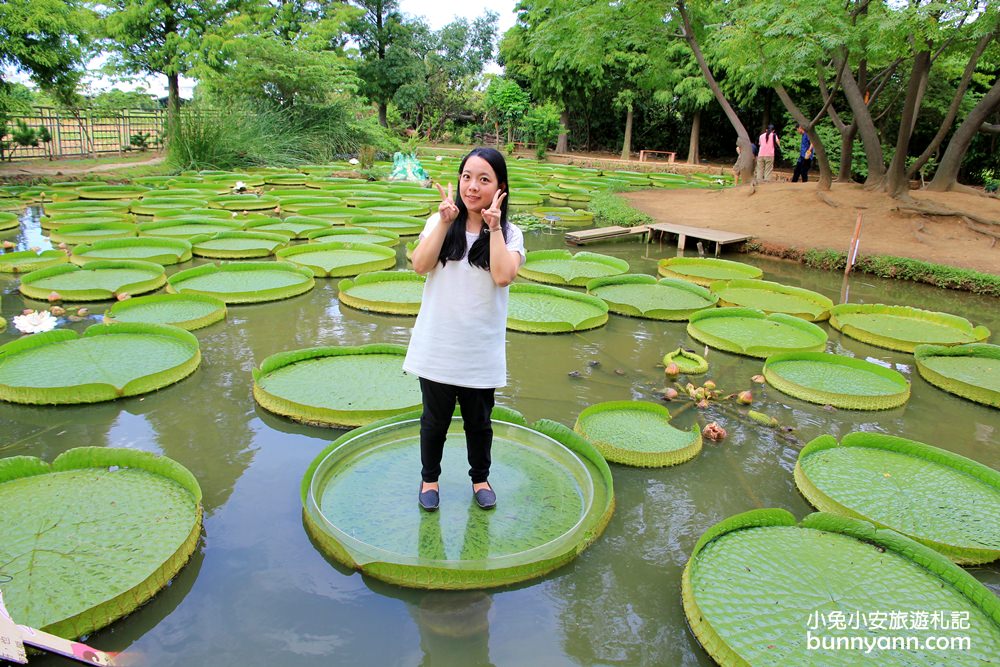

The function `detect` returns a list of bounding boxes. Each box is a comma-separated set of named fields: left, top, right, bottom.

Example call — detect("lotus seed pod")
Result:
left=702, top=422, right=727, bottom=441
left=737, top=390, right=753, bottom=405
left=47, top=291, right=62, bottom=302
left=751, top=374, right=766, bottom=384
left=665, top=362, right=680, bottom=377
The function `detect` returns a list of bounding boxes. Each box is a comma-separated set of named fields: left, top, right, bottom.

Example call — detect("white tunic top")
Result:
left=403, top=214, right=525, bottom=388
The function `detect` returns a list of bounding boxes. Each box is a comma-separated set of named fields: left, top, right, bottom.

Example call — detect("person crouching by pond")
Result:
left=755, top=124, right=780, bottom=182
left=792, top=125, right=813, bottom=183
left=404, top=147, right=526, bottom=512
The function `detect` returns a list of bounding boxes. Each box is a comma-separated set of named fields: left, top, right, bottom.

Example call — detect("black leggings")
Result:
left=419, top=377, right=495, bottom=484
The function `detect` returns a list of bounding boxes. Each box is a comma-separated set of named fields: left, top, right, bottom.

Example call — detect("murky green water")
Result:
left=1, top=208, right=998, bottom=666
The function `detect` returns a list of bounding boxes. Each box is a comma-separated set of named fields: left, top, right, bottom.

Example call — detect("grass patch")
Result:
left=587, top=191, right=652, bottom=228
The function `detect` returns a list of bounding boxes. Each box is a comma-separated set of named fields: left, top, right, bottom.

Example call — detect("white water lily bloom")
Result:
left=234, top=181, right=247, bottom=191
left=348, top=158, right=360, bottom=165
left=13, top=310, right=58, bottom=334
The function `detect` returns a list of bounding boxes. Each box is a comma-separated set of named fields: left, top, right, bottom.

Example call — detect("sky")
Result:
left=6, top=0, right=520, bottom=100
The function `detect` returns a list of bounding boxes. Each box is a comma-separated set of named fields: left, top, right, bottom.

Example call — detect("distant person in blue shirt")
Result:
left=792, top=125, right=813, bottom=183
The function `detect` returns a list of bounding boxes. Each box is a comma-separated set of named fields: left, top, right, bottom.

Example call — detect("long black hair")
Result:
left=437, top=147, right=510, bottom=270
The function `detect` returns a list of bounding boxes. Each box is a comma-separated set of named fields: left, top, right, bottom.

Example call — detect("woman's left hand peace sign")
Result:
left=482, top=189, right=507, bottom=232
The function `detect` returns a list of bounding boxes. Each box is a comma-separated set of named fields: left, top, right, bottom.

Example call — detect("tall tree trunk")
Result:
left=887, top=50, right=931, bottom=197
left=834, top=52, right=885, bottom=187
left=556, top=108, right=569, bottom=153
left=761, top=88, right=772, bottom=132
left=774, top=85, right=832, bottom=191
left=620, top=107, right=633, bottom=160
left=927, top=77, right=1000, bottom=192
left=677, top=0, right=754, bottom=183
left=378, top=102, right=388, bottom=128
left=166, top=72, right=181, bottom=146
left=687, top=109, right=701, bottom=164
left=839, top=122, right=858, bottom=182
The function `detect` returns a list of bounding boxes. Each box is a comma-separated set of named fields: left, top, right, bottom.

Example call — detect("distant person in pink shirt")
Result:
left=756, top=124, right=780, bottom=182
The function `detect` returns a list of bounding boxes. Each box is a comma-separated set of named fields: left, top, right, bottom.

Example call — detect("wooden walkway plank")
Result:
left=646, top=222, right=752, bottom=256
left=565, top=225, right=650, bottom=245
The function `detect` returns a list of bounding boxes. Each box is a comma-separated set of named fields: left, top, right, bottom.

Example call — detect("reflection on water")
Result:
left=1, top=207, right=997, bottom=665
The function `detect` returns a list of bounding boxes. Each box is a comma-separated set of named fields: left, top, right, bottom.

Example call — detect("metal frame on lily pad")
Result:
left=300, top=409, right=614, bottom=589
left=687, top=307, right=827, bottom=358
left=586, top=274, right=718, bottom=320
left=0, top=447, right=202, bottom=639
left=337, top=270, right=425, bottom=315
left=508, top=283, right=609, bottom=333
left=167, top=261, right=315, bottom=303
left=252, top=344, right=421, bottom=427
left=795, top=432, right=1000, bottom=564
left=763, top=351, right=910, bottom=410
left=913, top=343, right=1000, bottom=407
left=575, top=400, right=701, bottom=467
left=105, top=293, right=227, bottom=330
left=0, top=322, right=200, bottom=404
left=682, top=509, right=1000, bottom=666
left=19, top=260, right=166, bottom=301
left=518, top=249, right=629, bottom=287
left=657, top=257, right=763, bottom=286
left=710, top=279, right=834, bottom=321
left=829, top=303, right=991, bottom=352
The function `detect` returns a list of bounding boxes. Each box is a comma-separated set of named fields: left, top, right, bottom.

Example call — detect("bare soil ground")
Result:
left=0, top=154, right=165, bottom=178
left=624, top=182, right=1000, bottom=275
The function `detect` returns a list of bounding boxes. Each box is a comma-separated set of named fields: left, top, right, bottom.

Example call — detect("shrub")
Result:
left=587, top=191, right=652, bottom=228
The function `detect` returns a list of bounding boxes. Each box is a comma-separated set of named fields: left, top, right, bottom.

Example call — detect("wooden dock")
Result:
left=646, top=222, right=752, bottom=256
left=565, top=225, right=650, bottom=245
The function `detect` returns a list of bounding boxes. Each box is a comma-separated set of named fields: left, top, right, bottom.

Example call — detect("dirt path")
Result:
left=624, top=182, right=1000, bottom=275
left=0, top=154, right=165, bottom=178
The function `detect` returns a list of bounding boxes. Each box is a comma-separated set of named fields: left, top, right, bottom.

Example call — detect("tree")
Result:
left=483, top=77, right=530, bottom=144
left=0, top=0, right=93, bottom=93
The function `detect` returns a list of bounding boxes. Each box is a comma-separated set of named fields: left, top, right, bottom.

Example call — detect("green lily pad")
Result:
left=683, top=510, right=1000, bottom=666
left=307, top=226, right=400, bottom=246
left=138, top=218, right=244, bottom=239
left=337, top=271, right=425, bottom=315
left=153, top=207, right=234, bottom=220
left=188, top=231, right=289, bottom=258
left=586, top=275, right=717, bottom=320
left=301, top=412, right=614, bottom=589
left=275, top=241, right=397, bottom=277
left=75, top=184, right=151, bottom=200
left=531, top=207, right=594, bottom=225
left=49, top=222, right=138, bottom=245
left=508, top=283, right=609, bottom=333
left=19, top=260, right=166, bottom=301
left=657, top=257, right=763, bottom=286
left=44, top=200, right=132, bottom=215
left=207, top=194, right=280, bottom=211
left=0, top=322, right=200, bottom=404
left=796, top=432, right=1000, bottom=564
left=518, top=250, right=629, bottom=286
left=913, top=343, right=1000, bottom=408
left=0, top=447, right=202, bottom=638
left=167, top=261, right=315, bottom=303
left=829, top=304, right=991, bottom=352
left=687, top=307, right=828, bottom=358
left=575, top=400, right=701, bottom=467
left=253, top=344, right=421, bottom=427
left=71, top=238, right=192, bottom=266
left=129, top=197, right=209, bottom=215
left=277, top=196, right=345, bottom=213
left=40, top=213, right=133, bottom=229
left=662, top=347, right=708, bottom=374
left=348, top=215, right=427, bottom=236
left=764, top=351, right=910, bottom=410
left=245, top=216, right=332, bottom=238
left=711, top=279, right=834, bottom=321
left=0, top=211, right=18, bottom=231
left=0, top=250, right=68, bottom=273
left=105, top=293, right=227, bottom=330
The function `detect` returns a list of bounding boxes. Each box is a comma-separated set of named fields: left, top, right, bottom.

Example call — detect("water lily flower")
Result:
left=116, top=292, right=131, bottom=301
left=703, top=422, right=727, bottom=441
left=737, top=390, right=753, bottom=405
left=2, top=240, right=15, bottom=250
left=349, top=158, right=360, bottom=165
left=233, top=181, right=247, bottom=192
left=76, top=307, right=89, bottom=316
left=47, top=291, right=62, bottom=302
left=13, top=310, right=58, bottom=334
left=49, top=306, right=66, bottom=316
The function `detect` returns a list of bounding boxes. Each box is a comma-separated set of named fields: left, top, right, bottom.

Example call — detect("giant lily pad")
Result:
left=275, top=241, right=397, bottom=277
left=0, top=322, right=200, bottom=404
left=40, top=213, right=133, bottom=230
left=662, top=348, right=708, bottom=374
left=301, top=411, right=614, bottom=589
left=337, top=271, right=425, bottom=315
left=167, top=261, right=315, bottom=303
left=829, top=303, right=991, bottom=352
left=683, top=509, right=1000, bottom=666
left=277, top=196, right=345, bottom=213
left=188, top=231, right=289, bottom=259
left=0, top=250, right=68, bottom=273
left=71, top=238, right=192, bottom=266
left=19, top=260, right=166, bottom=301
left=710, top=279, right=834, bottom=321
left=207, top=194, right=280, bottom=211
left=138, top=218, right=244, bottom=239
left=245, top=215, right=331, bottom=238
left=76, top=184, right=150, bottom=200
left=687, top=307, right=827, bottom=358
left=49, top=222, right=138, bottom=245
left=0, top=211, right=18, bottom=231
left=153, top=207, right=234, bottom=221
left=129, top=197, right=208, bottom=216
left=796, top=432, right=1000, bottom=564
left=508, top=284, right=609, bottom=333
left=44, top=200, right=131, bottom=215
left=0, top=447, right=202, bottom=638
left=586, top=275, right=717, bottom=320
left=763, top=351, right=910, bottom=410
left=348, top=215, right=427, bottom=236
left=518, top=250, right=629, bottom=287
left=253, top=344, right=421, bottom=427
left=307, top=226, right=400, bottom=246
left=575, top=400, right=701, bottom=467
left=913, top=343, right=1000, bottom=407
left=105, top=293, right=227, bottom=331
left=657, top=257, right=763, bottom=286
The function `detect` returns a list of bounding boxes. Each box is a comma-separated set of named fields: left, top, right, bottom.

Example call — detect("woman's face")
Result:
left=459, top=156, right=503, bottom=214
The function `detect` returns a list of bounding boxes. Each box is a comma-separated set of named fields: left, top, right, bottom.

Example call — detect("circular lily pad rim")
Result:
left=0, top=249, right=68, bottom=273
left=508, top=283, right=610, bottom=333
left=710, top=278, right=834, bottom=321
left=166, top=261, right=315, bottom=303
left=300, top=409, right=615, bottom=589
left=519, top=249, right=630, bottom=287
left=829, top=303, right=991, bottom=352
left=337, top=270, right=425, bottom=315
left=913, top=342, right=1000, bottom=407
left=574, top=400, right=702, bottom=467
left=0, top=446, right=202, bottom=638
left=657, top=256, right=763, bottom=286
left=795, top=432, right=1000, bottom=564
left=662, top=347, right=709, bottom=374
left=586, top=274, right=718, bottom=320
left=71, top=237, right=193, bottom=266
left=105, top=292, right=228, bottom=331
left=19, top=260, right=167, bottom=301
left=687, top=307, right=828, bottom=358
left=681, top=509, right=1000, bottom=667
left=763, top=351, right=910, bottom=410
left=274, top=241, right=397, bottom=278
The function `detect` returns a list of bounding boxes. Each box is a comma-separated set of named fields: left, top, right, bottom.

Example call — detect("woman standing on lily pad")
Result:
left=404, top=147, right=526, bottom=512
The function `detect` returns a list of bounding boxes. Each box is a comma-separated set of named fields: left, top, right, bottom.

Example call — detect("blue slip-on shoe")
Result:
left=473, top=483, right=496, bottom=510
left=418, top=484, right=439, bottom=512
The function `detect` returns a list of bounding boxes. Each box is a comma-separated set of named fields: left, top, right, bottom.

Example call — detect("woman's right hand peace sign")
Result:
left=435, top=182, right=459, bottom=225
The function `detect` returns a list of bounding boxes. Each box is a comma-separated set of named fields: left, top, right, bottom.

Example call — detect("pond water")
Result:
left=1, top=207, right=998, bottom=666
